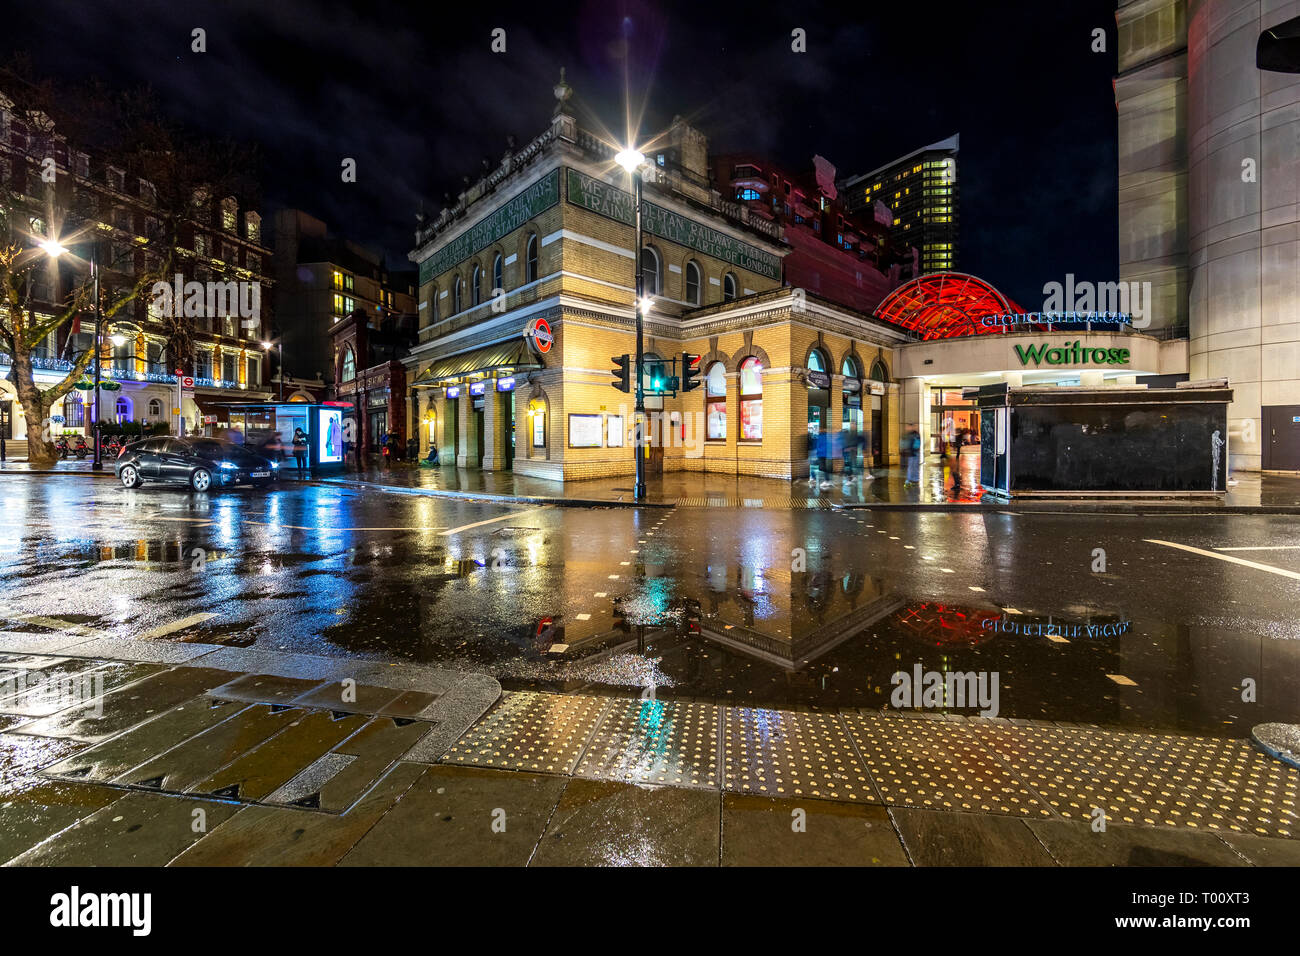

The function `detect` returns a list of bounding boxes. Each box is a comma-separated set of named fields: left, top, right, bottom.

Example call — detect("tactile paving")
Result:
left=723, top=707, right=875, bottom=802
left=440, top=691, right=608, bottom=774
left=575, top=698, right=718, bottom=788
left=843, top=713, right=1049, bottom=816
left=968, top=722, right=1300, bottom=837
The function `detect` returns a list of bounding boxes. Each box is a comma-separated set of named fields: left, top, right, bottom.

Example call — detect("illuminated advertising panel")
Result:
left=318, top=408, right=343, bottom=463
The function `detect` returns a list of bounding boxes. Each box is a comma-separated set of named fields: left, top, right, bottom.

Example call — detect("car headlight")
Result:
left=270, top=461, right=279, bottom=469
left=218, top=460, right=238, bottom=469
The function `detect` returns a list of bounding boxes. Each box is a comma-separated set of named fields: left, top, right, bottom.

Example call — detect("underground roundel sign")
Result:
left=526, top=317, right=553, bottom=355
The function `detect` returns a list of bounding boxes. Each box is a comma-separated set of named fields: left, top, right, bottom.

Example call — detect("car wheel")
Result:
left=190, top=468, right=211, bottom=492
left=119, top=464, right=141, bottom=489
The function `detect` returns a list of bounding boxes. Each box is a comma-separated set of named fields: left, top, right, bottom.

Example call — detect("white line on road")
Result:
left=438, top=507, right=548, bottom=537
left=1213, top=545, right=1300, bottom=552
left=250, top=523, right=448, bottom=531
left=1144, top=539, right=1300, bottom=581
left=137, top=612, right=218, bottom=640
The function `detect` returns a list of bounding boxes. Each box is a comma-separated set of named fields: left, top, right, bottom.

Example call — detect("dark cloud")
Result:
left=4, top=0, right=1118, bottom=296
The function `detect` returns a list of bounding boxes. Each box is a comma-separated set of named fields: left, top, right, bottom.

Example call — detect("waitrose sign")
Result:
left=1014, top=340, right=1130, bottom=367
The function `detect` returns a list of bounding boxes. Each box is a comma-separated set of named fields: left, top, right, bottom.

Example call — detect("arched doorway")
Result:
left=805, top=347, right=832, bottom=474
left=868, top=359, right=889, bottom=467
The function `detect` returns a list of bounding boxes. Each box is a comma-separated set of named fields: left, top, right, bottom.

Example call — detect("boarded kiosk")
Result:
left=974, top=381, right=1233, bottom=497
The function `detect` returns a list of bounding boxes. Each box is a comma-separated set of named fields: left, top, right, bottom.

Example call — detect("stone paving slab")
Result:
left=721, top=794, right=909, bottom=867
left=530, top=778, right=721, bottom=866
left=168, top=761, right=427, bottom=866
left=42, top=697, right=250, bottom=784
left=439, top=691, right=609, bottom=773
left=338, top=764, right=569, bottom=866
left=724, top=707, right=875, bottom=803
left=844, top=712, right=1050, bottom=817
left=114, top=703, right=302, bottom=793
left=3, top=791, right=241, bottom=867
left=1025, top=818, right=1249, bottom=867
left=575, top=698, right=719, bottom=789
left=890, top=808, right=1059, bottom=866
left=187, top=709, right=369, bottom=802
left=15, top=666, right=237, bottom=743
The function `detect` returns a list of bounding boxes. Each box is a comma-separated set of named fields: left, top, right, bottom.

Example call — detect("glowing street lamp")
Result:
left=618, top=144, right=649, bottom=500
left=39, top=239, right=67, bottom=258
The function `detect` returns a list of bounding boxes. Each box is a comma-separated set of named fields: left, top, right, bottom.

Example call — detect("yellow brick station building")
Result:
left=405, top=79, right=908, bottom=483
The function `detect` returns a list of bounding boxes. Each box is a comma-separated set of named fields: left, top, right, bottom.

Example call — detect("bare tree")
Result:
left=0, top=60, right=259, bottom=466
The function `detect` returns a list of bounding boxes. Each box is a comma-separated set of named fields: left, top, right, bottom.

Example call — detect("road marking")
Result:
left=1213, top=545, right=1300, bottom=552
left=575, top=613, right=591, bottom=621
left=250, top=522, right=447, bottom=531
left=594, top=592, right=607, bottom=598
left=439, top=507, right=547, bottom=537
left=1107, top=674, right=1138, bottom=686
left=1144, top=539, right=1300, bottom=581
left=968, top=586, right=985, bottom=592
left=138, top=612, right=217, bottom=640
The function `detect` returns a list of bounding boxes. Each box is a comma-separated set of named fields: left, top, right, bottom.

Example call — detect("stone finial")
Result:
left=553, top=67, right=573, bottom=116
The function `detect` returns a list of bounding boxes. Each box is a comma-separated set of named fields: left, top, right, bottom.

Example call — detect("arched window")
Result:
left=705, top=361, right=727, bottom=441
left=63, top=394, right=85, bottom=427
left=341, top=345, right=356, bottom=383
left=842, top=355, right=861, bottom=378
left=526, top=234, right=539, bottom=283
left=869, top=359, right=888, bottom=381
left=453, top=276, right=462, bottom=313
left=685, top=260, right=701, bottom=306
left=641, top=246, right=660, bottom=296
left=723, top=272, right=738, bottom=301
left=430, top=285, right=439, bottom=323
left=807, top=348, right=829, bottom=373
left=739, top=357, right=763, bottom=441
left=471, top=264, right=482, bottom=305
left=492, top=252, right=503, bottom=294
left=114, top=397, right=131, bottom=423
left=147, top=398, right=162, bottom=418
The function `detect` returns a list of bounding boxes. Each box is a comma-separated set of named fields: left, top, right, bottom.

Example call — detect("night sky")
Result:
left=5, top=0, right=1119, bottom=307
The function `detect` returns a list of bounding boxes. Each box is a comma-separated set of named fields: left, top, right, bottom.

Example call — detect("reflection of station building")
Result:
left=405, top=73, right=1196, bottom=485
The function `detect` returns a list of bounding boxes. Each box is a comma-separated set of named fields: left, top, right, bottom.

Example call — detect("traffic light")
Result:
left=610, top=354, right=631, bottom=393
left=681, top=353, right=701, bottom=392
left=648, top=361, right=667, bottom=392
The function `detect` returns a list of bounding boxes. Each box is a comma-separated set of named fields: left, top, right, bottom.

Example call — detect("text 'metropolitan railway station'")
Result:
left=404, top=73, right=1192, bottom=485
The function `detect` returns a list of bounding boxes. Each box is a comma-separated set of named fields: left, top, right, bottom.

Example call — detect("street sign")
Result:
left=526, top=317, right=553, bottom=355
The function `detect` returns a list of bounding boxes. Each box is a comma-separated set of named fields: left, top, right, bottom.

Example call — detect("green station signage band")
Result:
left=1014, top=340, right=1130, bottom=367
left=419, top=168, right=562, bottom=285
left=565, top=168, right=781, bottom=280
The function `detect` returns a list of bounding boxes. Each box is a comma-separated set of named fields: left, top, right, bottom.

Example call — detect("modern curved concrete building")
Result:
left=1119, top=0, right=1300, bottom=472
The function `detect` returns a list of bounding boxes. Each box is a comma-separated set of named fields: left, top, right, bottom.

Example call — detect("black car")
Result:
left=115, top=437, right=280, bottom=491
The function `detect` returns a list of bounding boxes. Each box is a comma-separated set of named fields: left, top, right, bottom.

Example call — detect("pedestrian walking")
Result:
left=292, top=427, right=308, bottom=478
left=904, top=428, right=922, bottom=485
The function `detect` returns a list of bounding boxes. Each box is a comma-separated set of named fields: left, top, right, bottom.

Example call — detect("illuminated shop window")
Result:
left=706, top=361, right=727, bottom=441
left=739, top=357, right=763, bottom=441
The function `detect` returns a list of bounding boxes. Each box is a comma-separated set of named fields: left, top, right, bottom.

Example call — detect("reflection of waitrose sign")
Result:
left=566, top=168, right=781, bottom=280
left=1014, top=341, right=1130, bottom=367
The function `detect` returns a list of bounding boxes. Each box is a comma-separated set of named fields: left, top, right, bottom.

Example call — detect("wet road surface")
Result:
left=2, top=475, right=1298, bottom=736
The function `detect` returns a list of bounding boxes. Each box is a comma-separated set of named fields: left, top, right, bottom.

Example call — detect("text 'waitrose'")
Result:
left=1013, top=341, right=1130, bottom=367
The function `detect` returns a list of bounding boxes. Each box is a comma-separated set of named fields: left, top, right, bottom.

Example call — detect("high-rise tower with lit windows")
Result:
left=840, top=134, right=959, bottom=277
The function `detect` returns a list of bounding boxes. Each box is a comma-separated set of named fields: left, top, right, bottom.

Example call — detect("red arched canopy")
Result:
left=874, top=272, right=1020, bottom=339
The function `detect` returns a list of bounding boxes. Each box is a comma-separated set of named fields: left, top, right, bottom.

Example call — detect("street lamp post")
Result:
left=262, top=339, right=283, bottom=401
left=616, top=148, right=648, bottom=501
left=90, top=253, right=103, bottom=470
